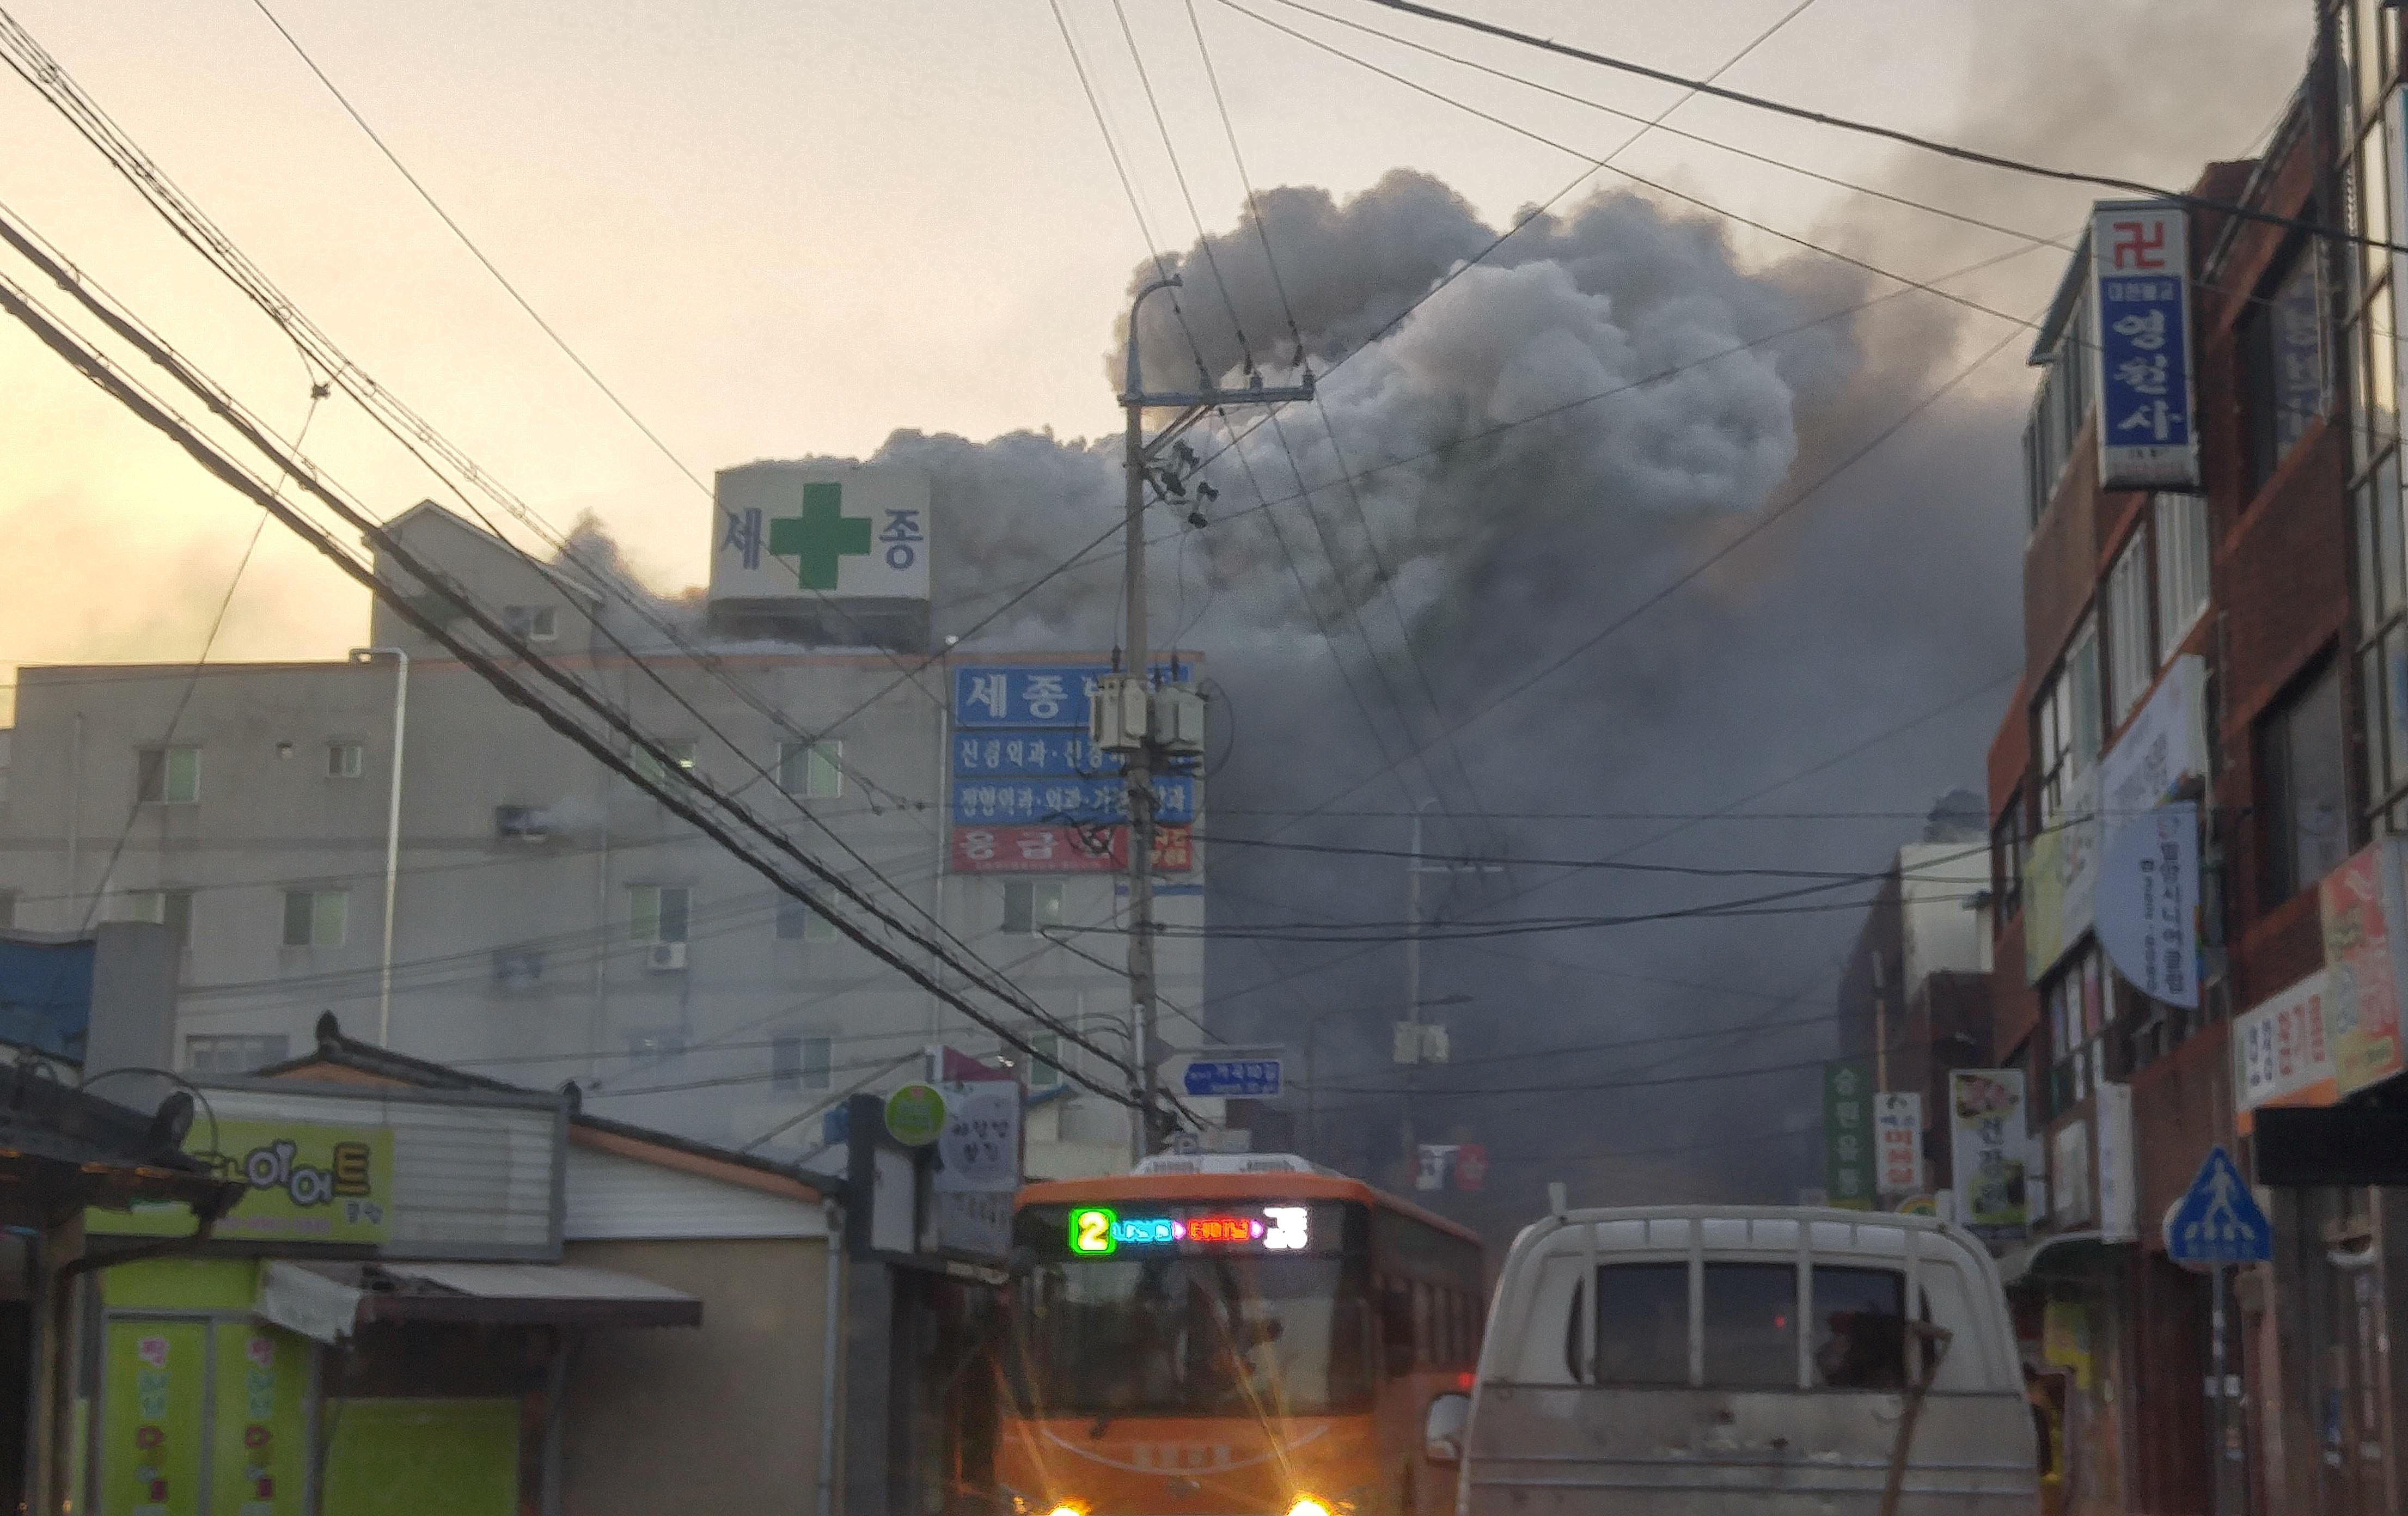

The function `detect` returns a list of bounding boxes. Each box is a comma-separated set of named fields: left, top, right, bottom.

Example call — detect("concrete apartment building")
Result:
left=0, top=464, right=1207, bottom=1170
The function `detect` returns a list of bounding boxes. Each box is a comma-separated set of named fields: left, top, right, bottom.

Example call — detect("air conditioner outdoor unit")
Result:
left=646, top=942, right=687, bottom=973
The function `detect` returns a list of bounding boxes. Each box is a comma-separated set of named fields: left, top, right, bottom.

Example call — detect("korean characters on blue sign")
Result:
left=2091, top=200, right=2199, bottom=490
left=949, top=663, right=1198, bottom=875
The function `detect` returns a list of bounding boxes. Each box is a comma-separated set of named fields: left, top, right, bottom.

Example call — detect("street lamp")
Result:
left=349, top=647, right=407, bottom=1049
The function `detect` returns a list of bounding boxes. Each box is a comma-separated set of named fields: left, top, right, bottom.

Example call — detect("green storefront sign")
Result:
left=101, top=1320, right=206, bottom=1515
left=1822, top=1061, right=1874, bottom=1211
left=89, top=1119, right=394, bottom=1244
left=884, top=1083, right=947, bottom=1147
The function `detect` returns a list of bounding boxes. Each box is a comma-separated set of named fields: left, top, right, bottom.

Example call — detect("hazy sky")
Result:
left=0, top=0, right=2308, bottom=697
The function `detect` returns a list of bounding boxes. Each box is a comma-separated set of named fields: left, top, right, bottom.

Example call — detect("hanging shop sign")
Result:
left=1948, top=1069, right=2031, bottom=1244
left=710, top=464, right=930, bottom=601
left=2097, top=1080, right=2137, bottom=1244
left=2319, top=839, right=2408, bottom=1097
left=2094, top=800, right=2199, bottom=1007
left=2090, top=201, right=2199, bottom=490
left=88, top=1120, right=393, bottom=1245
left=1822, top=1062, right=1874, bottom=1211
left=1873, top=1092, right=1922, bottom=1197
left=2233, top=969, right=2338, bottom=1135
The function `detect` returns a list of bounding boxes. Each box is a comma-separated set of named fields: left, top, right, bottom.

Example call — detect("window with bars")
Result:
left=2241, top=244, right=2328, bottom=494
left=2262, top=658, right=2350, bottom=903
left=281, top=889, right=347, bottom=948
left=185, top=1034, right=289, bottom=1075
left=2105, top=529, right=2155, bottom=726
left=2034, top=617, right=2101, bottom=825
left=2347, top=19, right=2408, bottom=836
left=2154, top=493, right=2211, bottom=649
left=2022, top=284, right=2095, bottom=529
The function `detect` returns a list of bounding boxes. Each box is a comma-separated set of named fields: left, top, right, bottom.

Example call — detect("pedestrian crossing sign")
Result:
left=2162, top=1145, right=2271, bottom=1265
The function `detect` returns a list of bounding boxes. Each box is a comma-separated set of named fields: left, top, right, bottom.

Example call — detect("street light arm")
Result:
left=1122, top=274, right=1184, bottom=402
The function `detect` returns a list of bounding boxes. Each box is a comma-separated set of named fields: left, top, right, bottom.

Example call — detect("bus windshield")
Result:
left=1010, top=1254, right=1373, bottom=1418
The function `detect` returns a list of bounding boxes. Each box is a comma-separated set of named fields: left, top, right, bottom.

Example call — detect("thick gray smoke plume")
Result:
left=706, top=167, right=2026, bottom=1233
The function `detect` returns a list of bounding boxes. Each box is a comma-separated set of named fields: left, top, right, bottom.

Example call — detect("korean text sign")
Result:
left=1948, top=1069, right=2031, bottom=1244
left=1873, top=1092, right=1922, bottom=1197
left=88, top=1119, right=394, bottom=1244
left=950, top=661, right=1199, bottom=876
left=2233, top=969, right=2338, bottom=1134
left=1821, top=1062, right=1873, bottom=1211
left=2095, top=801, right=2199, bottom=1008
left=2091, top=201, right=2198, bottom=489
left=2319, top=839, right=2407, bottom=1097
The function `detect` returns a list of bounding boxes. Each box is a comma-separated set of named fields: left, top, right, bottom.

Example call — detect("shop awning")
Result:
left=366, top=1262, right=702, bottom=1328
left=1996, top=1228, right=2110, bottom=1287
left=256, top=1259, right=701, bottom=1340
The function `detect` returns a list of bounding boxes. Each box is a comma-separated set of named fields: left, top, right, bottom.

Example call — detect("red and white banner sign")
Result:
left=1874, top=1092, right=1922, bottom=1196
left=949, top=823, right=1194, bottom=875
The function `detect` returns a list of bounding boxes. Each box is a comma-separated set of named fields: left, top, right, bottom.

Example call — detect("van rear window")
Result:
left=1565, top=1261, right=1933, bottom=1390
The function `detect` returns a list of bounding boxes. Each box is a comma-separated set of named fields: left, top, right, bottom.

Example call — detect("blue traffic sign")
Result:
left=2163, top=1145, right=2271, bottom=1265
left=1183, top=1059, right=1282, bottom=1098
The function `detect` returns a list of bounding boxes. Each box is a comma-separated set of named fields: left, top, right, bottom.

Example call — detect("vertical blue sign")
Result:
left=2092, top=200, right=2199, bottom=490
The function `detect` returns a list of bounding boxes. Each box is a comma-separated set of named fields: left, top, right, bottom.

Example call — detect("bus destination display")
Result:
left=1067, top=1204, right=1311, bottom=1256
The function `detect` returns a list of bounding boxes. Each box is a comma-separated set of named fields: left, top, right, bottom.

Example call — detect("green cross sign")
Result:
left=767, top=481, right=872, bottom=590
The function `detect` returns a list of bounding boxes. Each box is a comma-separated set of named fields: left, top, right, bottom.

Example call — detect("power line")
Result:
left=1347, top=0, right=2408, bottom=257
left=0, top=251, right=1140, bottom=1109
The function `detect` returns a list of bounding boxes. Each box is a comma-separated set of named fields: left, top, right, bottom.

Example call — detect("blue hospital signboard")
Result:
left=948, top=661, right=1197, bottom=875
left=2091, top=200, right=2199, bottom=490
left=1183, top=1059, right=1282, bottom=1098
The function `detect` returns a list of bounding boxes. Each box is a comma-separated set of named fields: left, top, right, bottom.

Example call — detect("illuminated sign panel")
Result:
left=1064, top=1205, right=1318, bottom=1257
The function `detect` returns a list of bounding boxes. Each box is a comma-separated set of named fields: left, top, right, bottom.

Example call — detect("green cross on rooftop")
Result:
left=767, top=482, right=872, bottom=590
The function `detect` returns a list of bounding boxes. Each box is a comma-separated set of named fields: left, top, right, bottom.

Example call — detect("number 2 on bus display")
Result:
left=1071, top=1207, right=1116, bottom=1255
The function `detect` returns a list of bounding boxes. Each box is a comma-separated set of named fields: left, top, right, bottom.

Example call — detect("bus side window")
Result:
left=1380, top=1276, right=1415, bottom=1378
left=1413, top=1281, right=1434, bottom=1367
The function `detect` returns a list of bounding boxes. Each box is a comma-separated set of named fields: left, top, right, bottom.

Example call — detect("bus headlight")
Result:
left=1289, top=1496, right=1333, bottom=1516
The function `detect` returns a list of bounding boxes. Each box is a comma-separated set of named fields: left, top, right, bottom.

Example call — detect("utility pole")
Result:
left=1397, top=801, right=1497, bottom=1186
left=1107, top=273, right=1312, bottom=1164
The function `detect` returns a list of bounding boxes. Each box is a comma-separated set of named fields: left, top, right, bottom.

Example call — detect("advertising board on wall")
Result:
left=2025, top=768, right=2101, bottom=983
left=2320, top=839, right=2408, bottom=1097
left=949, top=662, right=1197, bottom=875
left=2089, top=201, right=2199, bottom=490
left=2233, top=969, right=2339, bottom=1134
left=1874, top=1092, right=1922, bottom=1197
left=89, top=1120, right=394, bottom=1244
left=1948, top=1069, right=2031, bottom=1244
left=2095, top=801, right=2199, bottom=1008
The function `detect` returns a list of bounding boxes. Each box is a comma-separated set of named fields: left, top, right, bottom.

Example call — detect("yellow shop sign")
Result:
left=89, top=1119, right=393, bottom=1244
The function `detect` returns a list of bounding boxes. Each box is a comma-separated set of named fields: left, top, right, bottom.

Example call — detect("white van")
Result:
left=1425, top=1206, right=2038, bottom=1514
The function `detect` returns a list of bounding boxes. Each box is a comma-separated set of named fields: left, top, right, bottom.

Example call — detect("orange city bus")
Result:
left=998, top=1155, right=1486, bottom=1516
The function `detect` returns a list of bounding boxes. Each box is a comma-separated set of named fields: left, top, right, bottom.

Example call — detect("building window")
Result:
left=2240, top=246, right=2326, bottom=494
left=626, top=1032, right=684, bottom=1062
left=2154, top=492, right=2210, bottom=649
left=630, top=738, right=697, bottom=787
left=135, top=745, right=201, bottom=805
left=2104, top=529, right=2154, bottom=725
left=2046, top=949, right=2108, bottom=1115
left=771, top=1035, right=833, bottom=1094
left=503, top=604, right=558, bottom=641
left=1991, top=804, right=2024, bottom=918
left=628, top=885, right=691, bottom=944
left=326, top=741, right=363, bottom=779
left=184, top=1033, right=289, bottom=1075
left=281, top=889, right=347, bottom=948
left=2022, top=283, right=2094, bottom=528
left=2034, top=616, right=2101, bottom=824
left=2262, top=658, right=2349, bottom=903
left=121, top=889, right=194, bottom=952
left=776, top=894, right=840, bottom=942
left=1002, top=879, right=1065, bottom=936
left=1028, top=1032, right=1062, bottom=1089
left=777, top=740, right=842, bottom=799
